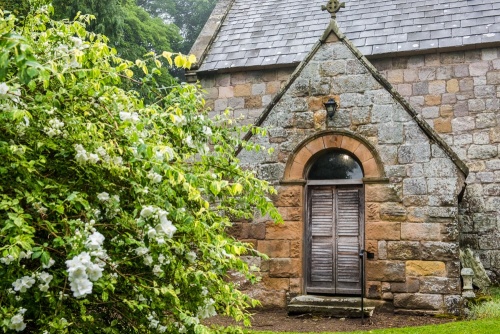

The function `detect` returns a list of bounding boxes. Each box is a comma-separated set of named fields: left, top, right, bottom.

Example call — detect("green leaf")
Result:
left=40, top=251, right=50, bottom=266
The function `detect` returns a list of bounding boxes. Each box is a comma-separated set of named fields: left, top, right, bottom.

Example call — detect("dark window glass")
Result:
left=308, top=150, right=363, bottom=180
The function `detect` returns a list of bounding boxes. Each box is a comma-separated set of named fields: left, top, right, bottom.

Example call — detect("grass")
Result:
left=247, top=317, right=500, bottom=334
left=468, top=287, right=500, bottom=320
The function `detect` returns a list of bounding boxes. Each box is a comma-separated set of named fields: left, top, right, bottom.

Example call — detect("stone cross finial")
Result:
left=322, top=0, right=346, bottom=19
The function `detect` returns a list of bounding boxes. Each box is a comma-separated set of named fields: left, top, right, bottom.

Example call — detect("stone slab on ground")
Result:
left=287, top=295, right=380, bottom=318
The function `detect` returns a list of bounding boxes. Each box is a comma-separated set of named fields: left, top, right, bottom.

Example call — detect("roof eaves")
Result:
left=188, top=0, right=236, bottom=71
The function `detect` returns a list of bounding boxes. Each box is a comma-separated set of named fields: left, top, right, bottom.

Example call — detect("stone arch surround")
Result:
left=283, top=131, right=385, bottom=181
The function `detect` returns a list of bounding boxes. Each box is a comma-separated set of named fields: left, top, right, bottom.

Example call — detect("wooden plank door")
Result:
left=306, top=186, right=363, bottom=295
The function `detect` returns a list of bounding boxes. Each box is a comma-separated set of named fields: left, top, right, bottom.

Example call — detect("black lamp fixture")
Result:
left=324, top=98, right=338, bottom=119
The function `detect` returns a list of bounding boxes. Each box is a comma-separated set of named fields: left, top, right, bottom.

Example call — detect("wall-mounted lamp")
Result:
left=324, top=98, right=338, bottom=119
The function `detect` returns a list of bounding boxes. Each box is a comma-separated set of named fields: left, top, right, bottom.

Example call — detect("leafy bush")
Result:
left=0, top=5, right=280, bottom=333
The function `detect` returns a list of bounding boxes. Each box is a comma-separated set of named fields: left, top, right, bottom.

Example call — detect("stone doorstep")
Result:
left=287, top=304, right=374, bottom=318
left=287, top=295, right=381, bottom=318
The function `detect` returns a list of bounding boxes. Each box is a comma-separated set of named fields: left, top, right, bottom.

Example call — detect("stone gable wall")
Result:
left=220, top=37, right=464, bottom=313
left=371, top=47, right=500, bottom=282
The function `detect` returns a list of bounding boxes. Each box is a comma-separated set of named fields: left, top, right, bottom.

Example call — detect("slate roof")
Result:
left=197, top=0, right=500, bottom=72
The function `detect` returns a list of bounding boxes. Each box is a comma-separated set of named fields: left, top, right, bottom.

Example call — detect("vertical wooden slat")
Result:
left=336, top=188, right=361, bottom=293
left=308, top=187, right=335, bottom=291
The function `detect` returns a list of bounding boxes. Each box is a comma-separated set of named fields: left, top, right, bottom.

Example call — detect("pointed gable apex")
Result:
left=239, top=19, right=469, bottom=177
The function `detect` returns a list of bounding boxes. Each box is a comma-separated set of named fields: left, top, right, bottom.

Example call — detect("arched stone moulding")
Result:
left=283, top=130, right=385, bottom=181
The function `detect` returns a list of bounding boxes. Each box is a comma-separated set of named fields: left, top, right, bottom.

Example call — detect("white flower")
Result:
left=69, top=277, right=93, bottom=298
left=119, top=111, right=140, bottom=122
left=172, top=114, right=186, bottom=125
left=147, top=227, right=157, bottom=239
left=96, top=147, right=107, bottom=157
left=97, top=192, right=110, bottom=201
left=112, top=156, right=123, bottom=166
left=42, top=258, right=55, bottom=269
left=140, top=206, right=155, bottom=218
left=88, top=153, right=100, bottom=164
left=0, top=254, right=15, bottom=265
left=186, top=251, right=197, bottom=263
left=135, top=247, right=149, bottom=256
left=197, top=298, right=217, bottom=319
left=86, top=231, right=105, bottom=250
left=147, top=170, right=162, bottom=183
left=155, top=146, right=174, bottom=161
left=38, top=272, right=53, bottom=285
left=74, top=144, right=88, bottom=164
left=144, top=255, right=153, bottom=266
left=202, top=126, right=212, bottom=136
left=19, top=250, right=32, bottom=259
left=86, top=263, right=103, bottom=281
left=39, top=284, right=50, bottom=292
left=185, top=135, right=193, bottom=148
left=155, top=211, right=176, bottom=239
left=69, top=36, right=83, bottom=48
left=66, top=251, right=104, bottom=298
left=152, top=265, right=163, bottom=277
left=0, top=82, right=9, bottom=95
left=9, top=313, right=26, bottom=332
left=12, top=276, right=36, bottom=292
left=50, top=118, right=64, bottom=128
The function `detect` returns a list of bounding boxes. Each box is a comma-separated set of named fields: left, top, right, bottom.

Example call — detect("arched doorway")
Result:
left=305, top=149, right=364, bottom=295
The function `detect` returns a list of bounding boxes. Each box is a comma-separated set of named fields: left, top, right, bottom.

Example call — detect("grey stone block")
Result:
left=379, top=122, right=404, bottom=144
left=394, top=293, right=443, bottom=310
left=467, top=145, right=498, bottom=160
left=398, top=144, right=431, bottom=164
left=403, top=178, right=427, bottom=195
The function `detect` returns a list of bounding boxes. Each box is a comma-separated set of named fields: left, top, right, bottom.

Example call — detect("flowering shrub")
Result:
left=0, top=6, right=280, bottom=333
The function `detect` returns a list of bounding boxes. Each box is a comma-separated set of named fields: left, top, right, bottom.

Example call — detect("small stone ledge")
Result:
left=280, top=179, right=307, bottom=185
left=363, top=177, right=390, bottom=184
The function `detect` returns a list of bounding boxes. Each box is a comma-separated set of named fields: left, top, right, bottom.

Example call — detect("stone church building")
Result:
left=187, top=0, right=500, bottom=314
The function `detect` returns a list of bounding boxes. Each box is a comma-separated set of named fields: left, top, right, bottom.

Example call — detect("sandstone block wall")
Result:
left=371, top=47, right=500, bottom=281
left=200, top=68, right=294, bottom=126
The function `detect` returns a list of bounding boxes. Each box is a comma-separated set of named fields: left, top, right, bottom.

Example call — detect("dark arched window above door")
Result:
left=308, top=149, right=364, bottom=180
